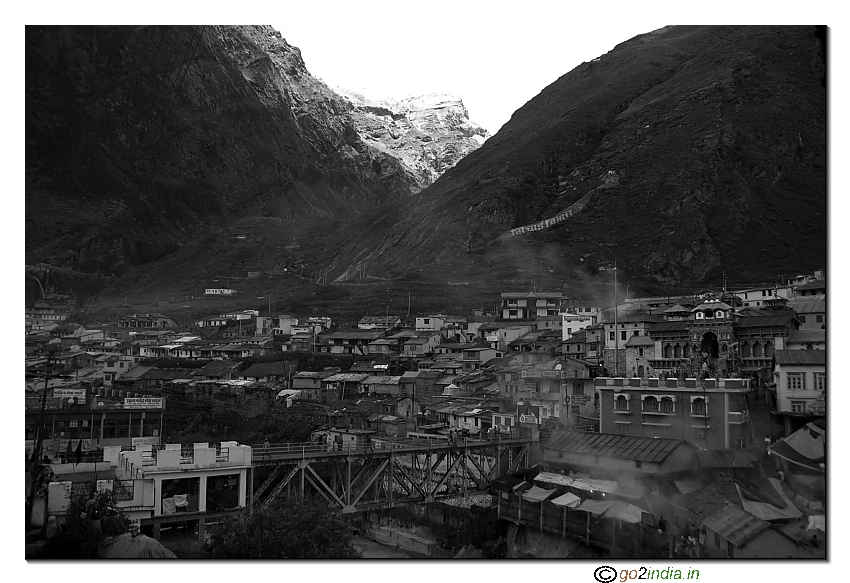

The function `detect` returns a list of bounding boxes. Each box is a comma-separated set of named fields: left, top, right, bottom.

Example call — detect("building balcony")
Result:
left=641, top=409, right=676, bottom=416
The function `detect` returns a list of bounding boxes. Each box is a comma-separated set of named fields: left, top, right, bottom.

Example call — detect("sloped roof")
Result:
left=692, top=301, right=733, bottom=312
left=702, top=503, right=770, bottom=547
left=774, top=350, right=825, bottom=366
left=138, top=368, right=196, bottom=380
left=794, top=280, right=825, bottom=291
left=786, top=330, right=826, bottom=344
left=648, top=321, right=690, bottom=332
left=193, top=360, right=241, bottom=378
left=610, top=313, right=666, bottom=324
left=624, top=335, right=654, bottom=347
left=324, top=330, right=386, bottom=340
left=735, top=313, right=796, bottom=328
left=324, top=373, right=370, bottom=383
left=240, top=362, right=291, bottom=378
left=542, top=430, right=688, bottom=463
left=563, top=330, right=587, bottom=344
left=663, top=304, right=691, bottom=313
left=787, top=299, right=825, bottom=313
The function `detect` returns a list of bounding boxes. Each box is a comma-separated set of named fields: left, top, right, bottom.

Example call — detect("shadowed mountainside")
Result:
left=333, top=25, right=826, bottom=287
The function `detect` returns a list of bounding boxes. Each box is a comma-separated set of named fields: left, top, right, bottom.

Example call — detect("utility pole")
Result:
left=408, top=292, right=411, bottom=317
left=613, top=261, right=619, bottom=377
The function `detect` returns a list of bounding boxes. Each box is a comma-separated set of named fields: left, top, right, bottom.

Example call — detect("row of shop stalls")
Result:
left=492, top=459, right=825, bottom=558
left=491, top=468, right=679, bottom=557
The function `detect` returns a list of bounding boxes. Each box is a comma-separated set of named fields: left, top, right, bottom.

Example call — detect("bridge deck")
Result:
left=251, top=436, right=531, bottom=465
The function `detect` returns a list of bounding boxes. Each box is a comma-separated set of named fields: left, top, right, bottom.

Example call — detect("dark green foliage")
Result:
left=205, top=498, right=361, bottom=559
left=39, top=490, right=118, bottom=559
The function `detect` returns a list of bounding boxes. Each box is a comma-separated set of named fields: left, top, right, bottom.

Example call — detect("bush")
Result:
left=205, top=498, right=361, bottom=559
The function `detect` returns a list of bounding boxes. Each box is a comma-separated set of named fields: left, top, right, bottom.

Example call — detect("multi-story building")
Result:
left=118, top=314, right=177, bottom=329
left=415, top=314, right=447, bottom=331
left=561, top=311, right=595, bottom=340
left=594, top=376, right=752, bottom=450
left=770, top=350, right=826, bottom=435
left=787, top=298, right=825, bottom=331
left=318, top=330, right=386, bottom=355
left=501, top=291, right=564, bottom=320
left=26, top=391, right=166, bottom=456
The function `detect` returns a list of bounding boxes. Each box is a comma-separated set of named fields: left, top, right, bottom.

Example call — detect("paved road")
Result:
left=351, top=535, right=415, bottom=559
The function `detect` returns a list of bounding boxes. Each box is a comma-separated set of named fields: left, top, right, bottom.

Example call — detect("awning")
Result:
left=533, top=472, right=573, bottom=488
left=513, top=481, right=532, bottom=493
left=577, top=499, right=616, bottom=516
left=571, top=478, right=618, bottom=494
left=605, top=500, right=647, bottom=524
left=736, top=478, right=802, bottom=521
left=550, top=492, right=581, bottom=508
left=522, top=485, right=557, bottom=503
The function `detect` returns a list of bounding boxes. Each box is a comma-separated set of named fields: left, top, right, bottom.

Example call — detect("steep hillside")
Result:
left=335, top=89, right=489, bottom=192
left=25, top=25, right=418, bottom=276
left=336, top=25, right=826, bottom=286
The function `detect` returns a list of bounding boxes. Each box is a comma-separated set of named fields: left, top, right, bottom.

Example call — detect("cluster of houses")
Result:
left=25, top=272, right=825, bottom=557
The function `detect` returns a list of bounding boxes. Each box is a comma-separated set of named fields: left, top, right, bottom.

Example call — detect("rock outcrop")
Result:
left=334, top=88, right=489, bottom=192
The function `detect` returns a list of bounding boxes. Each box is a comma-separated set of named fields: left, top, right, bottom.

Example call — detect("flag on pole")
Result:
left=74, top=437, right=83, bottom=465
left=65, top=436, right=74, bottom=462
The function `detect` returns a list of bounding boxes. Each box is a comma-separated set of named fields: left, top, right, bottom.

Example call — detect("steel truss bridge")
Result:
left=248, top=436, right=532, bottom=514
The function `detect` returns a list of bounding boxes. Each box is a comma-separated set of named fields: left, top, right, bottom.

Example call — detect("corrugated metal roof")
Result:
left=735, top=314, right=796, bottom=328
left=774, top=350, right=825, bottom=365
left=541, top=430, right=687, bottom=463
left=648, top=321, right=690, bottom=332
left=624, top=335, right=655, bottom=347
left=787, top=330, right=826, bottom=344
left=702, top=503, right=770, bottom=547
left=794, top=280, right=825, bottom=291
left=787, top=299, right=825, bottom=313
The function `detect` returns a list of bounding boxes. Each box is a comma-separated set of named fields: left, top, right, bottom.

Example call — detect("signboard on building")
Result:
left=205, top=288, right=237, bottom=295
left=571, top=395, right=589, bottom=405
left=132, top=436, right=161, bottom=446
left=26, top=440, right=34, bottom=456
left=519, top=414, right=539, bottom=424
left=59, top=438, right=92, bottom=452
left=124, top=397, right=164, bottom=409
left=53, top=388, right=87, bottom=399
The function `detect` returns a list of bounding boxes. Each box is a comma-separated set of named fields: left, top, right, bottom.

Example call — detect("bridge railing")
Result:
left=251, top=431, right=530, bottom=460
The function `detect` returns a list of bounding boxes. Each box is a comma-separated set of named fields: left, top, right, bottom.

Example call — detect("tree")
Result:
left=205, top=498, right=361, bottom=559
left=40, top=490, right=122, bottom=559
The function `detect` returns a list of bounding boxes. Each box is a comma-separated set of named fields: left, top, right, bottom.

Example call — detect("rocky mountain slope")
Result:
left=334, top=89, right=489, bottom=192
left=334, top=25, right=826, bottom=286
left=26, top=25, right=476, bottom=277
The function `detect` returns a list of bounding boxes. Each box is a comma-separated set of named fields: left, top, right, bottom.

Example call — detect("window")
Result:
left=509, top=309, right=517, bottom=316
left=788, top=373, right=806, bottom=391
left=615, top=395, right=629, bottom=412
left=714, top=532, right=721, bottom=548
left=621, top=331, right=627, bottom=341
left=639, top=348, right=644, bottom=357
left=791, top=401, right=807, bottom=413
left=424, top=319, right=430, bottom=324
left=814, top=373, right=825, bottom=392
left=660, top=397, right=675, bottom=413
left=633, top=330, right=641, bottom=336
left=696, top=429, right=708, bottom=440
left=635, top=460, right=642, bottom=468
left=617, top=423, right=629, bottom=435
left=643, top=396, right=659, bottom=411
left=691, top=398, right=707, bottom=416
left=572, top=382, right=585, bottom=396
left=799, top=315, right=807, bottom=323
left=609, top=332, right=615, bottom=341
left=816, top=315, right=823, bottom=323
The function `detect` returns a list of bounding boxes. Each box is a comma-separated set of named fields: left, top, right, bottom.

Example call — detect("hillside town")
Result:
left=25, top=270, right=825, bottom=558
